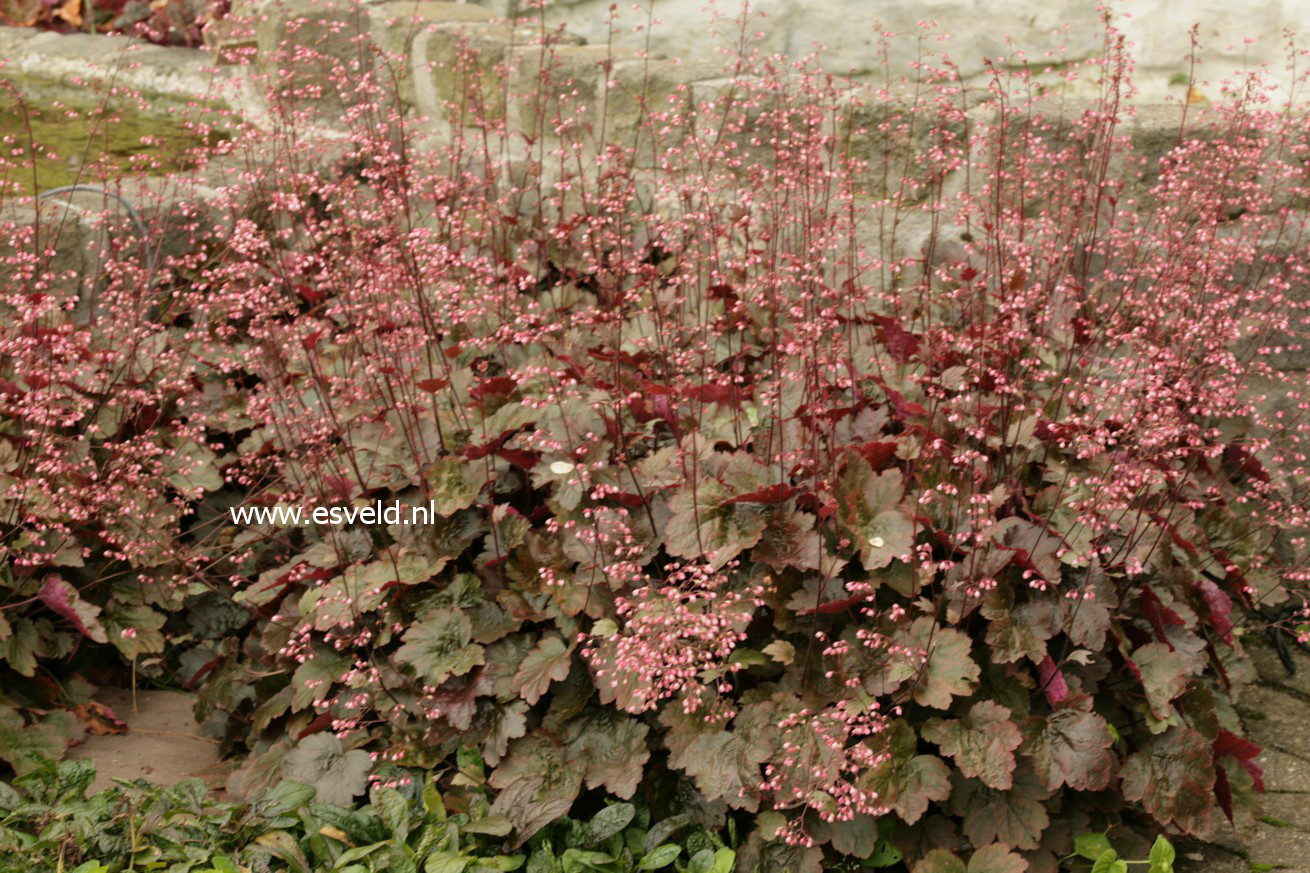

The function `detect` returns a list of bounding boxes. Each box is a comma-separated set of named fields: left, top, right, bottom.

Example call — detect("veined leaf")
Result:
left=923, top=701, right=1022, bottom=790
left=1021, top=696, right=1117, bottom=792
left=1120, top=726, right=1215, bottom=836
left=511, top=635, right=573, bottom=705
left=395, top=607, right=485, bottom=686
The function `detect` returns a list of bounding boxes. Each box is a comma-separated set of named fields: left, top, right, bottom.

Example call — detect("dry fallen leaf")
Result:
left=53, top=0, right=81, bottom=27
left=73, top=701, right=128, bottom=736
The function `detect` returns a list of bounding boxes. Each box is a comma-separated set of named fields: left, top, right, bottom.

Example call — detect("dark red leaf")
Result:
left=810, top=496, right=838, bottom=520
left=1213, top=729, right=1260, bottom=763
left=1140, top=586, right=1185, bottom=645
left=126, top=402, right=162, bottom=436
left=870, top=375, right=926, bottom=419
left=38, top=575, right=107, bottom=643
left=854, top=440, right=898, bottom=471
left=874, top=315, right=921, bottom=364
left=795, top=402, right=860, bottom=429
left=599, top=413, right=624, bottom=446
left=552, top=353, right=591, bottom=383
left=296, top=711, right=335, bottom=740
left=294, top=283, right=325, bottom=305
left=465, top=430, right=516, bottom=461
left=685, top=383, right=752, bottom=406
left=795, top=591, right=869, bottom=617
left=707, top=284, right=739, bottom=305
left=469, top=376, right=517, bottom=401
left=587, top=347, right=651, bottom=368
left=630, top=385, right=680, bottom=429
left=184, top=653, right=224, bottom=689
left=495, top=448, right=540, bottom=469
left=1072, top=317, right=1093, bottom=345
left=416, top=378, right=450, bottom=393
left=1038, top=655, right=1069, bottom=706
left=720, top=483, right=800, bottom=506
left=1214, top=761, right=1234, bottom=823
left=1210, top=549, right=1253, bottom=609
left=302, top=330, right=323, bottom=351
left=1146, top=512, right=1201, bottom=558
left=1034, top=420, right=1080, bottom=445
left=609, top=491, right=649, bottom=509
left=0, top=378, right=27, bottom=400
left=1214, top=730, right=1264, bottom=792
left=322, top=475, right=355, bottom=501
left=1225, top=443, right=1271, bottom=483
left=795, top=492, right=824, bottom=515
left=1197, top=578, right=1236, bottom=647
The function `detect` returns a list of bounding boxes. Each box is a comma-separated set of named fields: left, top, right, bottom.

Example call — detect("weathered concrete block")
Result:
left=254, top=0, right=501, bottom=121
left=127, top=160, right=240, bottom=269
left=1117, top=102, right=1194, bottom=198
left=687, top=76, right=769, bottom=164
left=412, top=22, right=515, bottom=124
left=838, top=84, right=973, bottom=203
left=0, top=193, right=147, bottom=321
left=0, top=28, right=220, bottom=101
left=203, top=18, right=259, bottom=66
left=0, top=200, right=93, bottom=306
left=601, top=57, right=720, bottom=160
left=505, top=44, right=647, bottom=142
left=688, top=75, right=861, bottom=174
left=412, top=21, right=583, bottom=126
left=255, top=0, right=380, bottom=121
left=369, top=1, right=495, bottom=106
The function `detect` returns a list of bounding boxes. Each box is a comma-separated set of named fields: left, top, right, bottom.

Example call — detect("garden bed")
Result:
left=3, top=5, right=1310, bottom=873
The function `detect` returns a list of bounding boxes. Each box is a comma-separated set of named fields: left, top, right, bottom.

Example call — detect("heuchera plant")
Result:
left=2, top=4, right=1309, bottom=870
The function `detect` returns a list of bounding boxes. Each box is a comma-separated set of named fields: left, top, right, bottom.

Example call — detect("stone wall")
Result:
left=0, top=0, right=1304, bottom=316
left=4, top=1, right=1298, bottom=177
left=472, top=0, right=1310, bottom=104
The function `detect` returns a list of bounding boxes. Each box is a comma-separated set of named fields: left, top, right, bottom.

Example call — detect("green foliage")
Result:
left=0, top=758, right=732, bottom=873
left=1066, top=831, right=1176, bottom=873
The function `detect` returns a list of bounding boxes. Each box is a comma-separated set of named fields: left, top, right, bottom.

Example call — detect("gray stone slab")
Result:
left=1244, top=818, right=1310, bottom=871
left=1172, top=838, right=1249, bottom=873
left=1260, top=792, right=1310, bottom=829
left=1239, top=685, right=1310, bottom=759
left=1251, top=640, right=1310, bottom=696
left=1257, top=748, right=1310, bottom=794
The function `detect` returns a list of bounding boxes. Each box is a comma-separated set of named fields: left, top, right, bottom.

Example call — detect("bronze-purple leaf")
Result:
left=923, top=701, right=1022, bottom=790
left=1021, top=696, right=1116, bottom=792
left=1120, top=725, right=1216, bottom=836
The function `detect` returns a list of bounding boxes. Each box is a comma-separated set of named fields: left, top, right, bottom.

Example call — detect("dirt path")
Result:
left=74, top=687, right=224, bottom=794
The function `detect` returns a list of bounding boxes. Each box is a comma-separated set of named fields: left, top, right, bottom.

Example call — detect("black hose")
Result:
left=37, top=183, right=156, bottom=280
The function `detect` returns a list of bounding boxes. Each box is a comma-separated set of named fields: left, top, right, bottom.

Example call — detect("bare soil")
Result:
left=75, top=687, right=224, bottom=794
